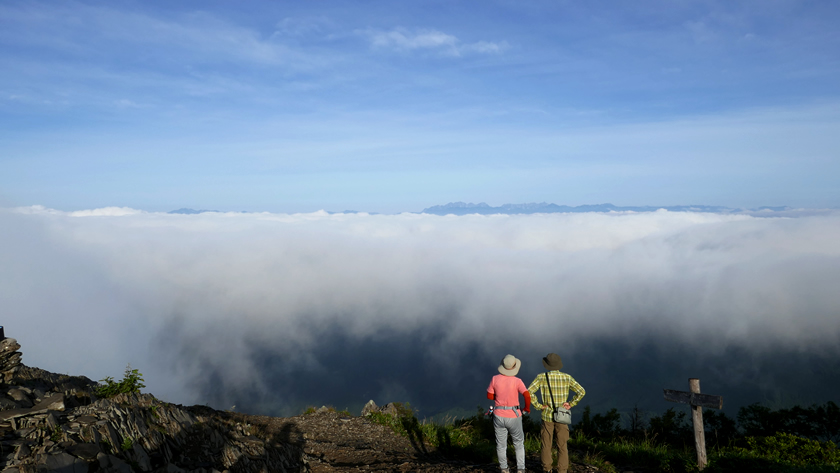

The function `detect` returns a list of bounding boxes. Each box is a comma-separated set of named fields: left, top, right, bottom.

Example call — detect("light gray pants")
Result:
left=493, top=414, right=525, bottom=471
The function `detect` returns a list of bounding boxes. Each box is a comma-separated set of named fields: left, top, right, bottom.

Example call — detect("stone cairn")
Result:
left=0, top=337, right=306, bottom=473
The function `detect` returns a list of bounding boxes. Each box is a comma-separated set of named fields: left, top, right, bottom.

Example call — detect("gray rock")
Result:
left=37, top=452, right=88, bottom=473
left=46, top=413, right=62, bottom=433
left=1, top=338, right=307, bottom=473
left=378, top=403, right=399, bottom=416
left=66, top=443, right=100, bottom=460
left=7, top=388, right=32, bottom=404
left=15, top=427, right=35, bottom=437
left=0, top=339, right=23, bottom=377
left=14, top=443, right=31, bottom=460
left=0, top=408, right=34, bottom=420
left=97, top=453, right=133, bottom=473
left=160, top=465, right=187, bottom=473
left=0, top=338, right=21, bottom=353
left=361, top=400, right=378, bottom=416
left=75, top=416, right=97, bottom=425
left=101, top=421, right=121, bottom=451
left=130, top=442, right=152, bottom=471
left=35, top=394, right=65, bottom=412
left=0, top=396, right=19, bottom=410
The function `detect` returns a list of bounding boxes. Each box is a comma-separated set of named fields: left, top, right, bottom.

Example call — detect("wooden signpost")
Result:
left=663, top=378, right=723, bottom=470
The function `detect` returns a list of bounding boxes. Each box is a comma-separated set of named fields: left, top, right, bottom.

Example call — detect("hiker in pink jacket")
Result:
left=487, top=354, right=532, bottom=473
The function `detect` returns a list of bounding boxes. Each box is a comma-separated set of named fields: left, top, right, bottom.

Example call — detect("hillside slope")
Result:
left=0, top=338, right=498, bottom=473
left=0, top=338, right=600, bottom=472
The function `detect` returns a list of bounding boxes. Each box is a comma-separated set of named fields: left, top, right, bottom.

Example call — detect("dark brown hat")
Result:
left=542, top=353, right=563, bottom=370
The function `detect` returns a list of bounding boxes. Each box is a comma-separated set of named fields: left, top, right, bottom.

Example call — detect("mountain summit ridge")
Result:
left=0, top=336, right=594, bottom=472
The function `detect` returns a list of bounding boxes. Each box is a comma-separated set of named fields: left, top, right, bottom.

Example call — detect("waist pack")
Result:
left=486, top=405, right=522, bottom=418
left=545, top=373, right=572, bottom=425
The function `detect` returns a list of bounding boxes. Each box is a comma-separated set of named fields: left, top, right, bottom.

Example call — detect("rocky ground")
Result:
left=0, top=337, right=601, bottom=473
left=236, top=408, right=602, bottom=473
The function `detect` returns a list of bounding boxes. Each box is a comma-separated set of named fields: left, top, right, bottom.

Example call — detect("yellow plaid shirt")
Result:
left=527, top=371, right=585, bottom=422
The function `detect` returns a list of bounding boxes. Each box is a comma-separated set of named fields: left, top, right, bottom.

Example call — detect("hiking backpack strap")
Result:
left=545, top=372, right=556, bottom=413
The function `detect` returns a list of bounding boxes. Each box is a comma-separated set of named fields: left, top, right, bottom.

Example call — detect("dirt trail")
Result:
left=237, top=410, right=602, bottom=472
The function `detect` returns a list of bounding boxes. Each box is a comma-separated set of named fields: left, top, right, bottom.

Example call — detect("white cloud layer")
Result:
left=2, top=207, right=839, bottom=408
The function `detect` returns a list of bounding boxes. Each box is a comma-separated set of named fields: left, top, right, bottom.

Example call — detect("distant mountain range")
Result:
left=420, top=202, right=791, bottom=215
left=168, top=208, right=221, bottom=214
left=168, top=203, right=792, bottom=215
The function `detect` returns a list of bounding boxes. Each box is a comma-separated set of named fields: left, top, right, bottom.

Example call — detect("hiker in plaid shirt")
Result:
left=528, top=353, right=585, bottom=473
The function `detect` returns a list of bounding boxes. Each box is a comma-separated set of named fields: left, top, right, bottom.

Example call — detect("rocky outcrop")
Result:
left=0, top=339, right=23, bottom=383
left=0, top=338, right=306, bottom=473
left=360, top=400, right=403, bottom=417
left=0, top=338, right=600, bottom=473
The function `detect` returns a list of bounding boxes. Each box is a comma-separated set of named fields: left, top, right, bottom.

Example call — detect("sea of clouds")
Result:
left=2, top=206, right=839, bottom=417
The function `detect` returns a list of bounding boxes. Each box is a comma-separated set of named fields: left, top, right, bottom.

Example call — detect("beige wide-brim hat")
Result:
left=542, top=353, right=563, bottom=370
left=498, top=354, right=521, bottom=376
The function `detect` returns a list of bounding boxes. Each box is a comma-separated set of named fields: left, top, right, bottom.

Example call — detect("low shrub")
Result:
left=570, top=431, right=695, bottom=473
left=95, top=364, right=145, bottom=398
left=369, top=404, right=840, bottom=472
left=723, top=431, right=839, bottom=467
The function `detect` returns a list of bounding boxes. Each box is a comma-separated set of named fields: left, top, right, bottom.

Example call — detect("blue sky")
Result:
left=1, top=0, right=839, bottom=212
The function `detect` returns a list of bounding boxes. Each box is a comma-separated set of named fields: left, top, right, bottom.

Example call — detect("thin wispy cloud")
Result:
left=0, top=3, right=293, bottom=67
left=273, top=17, right=334, bottom=38
left=361, top=27, right=508, bottom=57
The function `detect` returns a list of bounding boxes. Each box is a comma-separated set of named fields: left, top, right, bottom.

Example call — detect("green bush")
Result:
left=362, top=402, right=840, bottom=472
left=708, top=451, right=840, bottom=473
left=95, top=364, right=146, bottom=398
left=738, top=402, right=840, bottom=442
left=576, top=406, right=623, bottom=440
left=569, top=431, right=695, bottom=473
left=566, top=430, right=840, bottom=473
left=730, top=432, right=839, bottom=467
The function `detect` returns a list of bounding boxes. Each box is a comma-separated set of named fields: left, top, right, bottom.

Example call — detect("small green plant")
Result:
left=121, top=437, right=133, bottom=451
left=50, top=426, right=63, bottom=442
left=303, top=406, right=316, bottom=415
left=572, top=449, right=618, bottom=473
left=367, top=404, right=499, bottom=462
left=96, top=364, right=146, bottom=398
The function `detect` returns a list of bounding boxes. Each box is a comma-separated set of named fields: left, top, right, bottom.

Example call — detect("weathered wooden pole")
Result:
left=663, top=379, right=722, bottom=471
left=689, top=378, right=707, bottom=469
